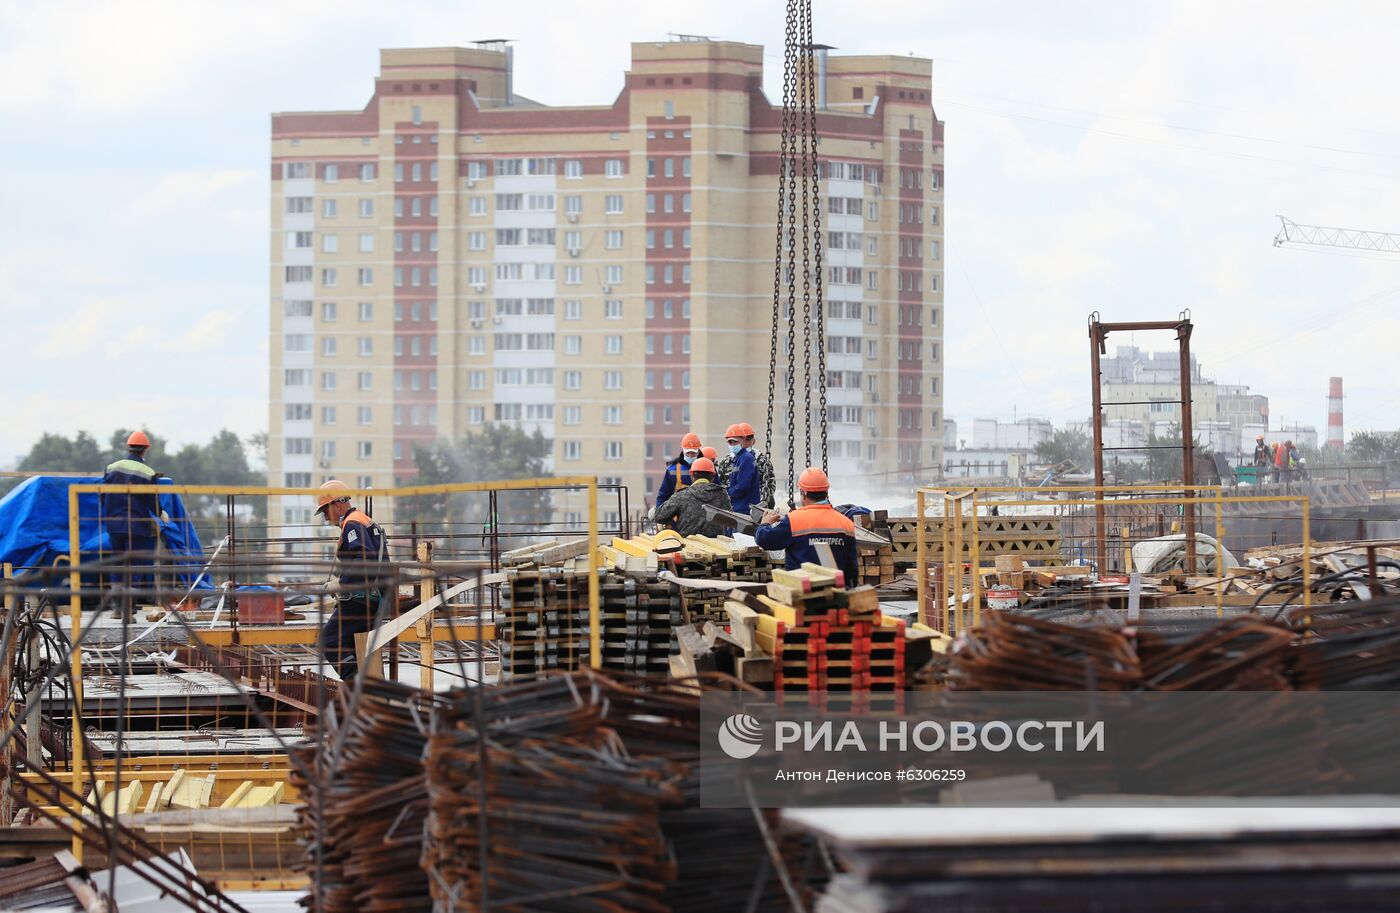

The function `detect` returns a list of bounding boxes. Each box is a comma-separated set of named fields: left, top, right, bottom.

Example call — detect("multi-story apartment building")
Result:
left=269, top=38, right=945, bottom=523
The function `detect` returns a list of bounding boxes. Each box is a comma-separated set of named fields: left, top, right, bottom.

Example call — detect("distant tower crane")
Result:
left=1273, top=216, right=1400, bottom=254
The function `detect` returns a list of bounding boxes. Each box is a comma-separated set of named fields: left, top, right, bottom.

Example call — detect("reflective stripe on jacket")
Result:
left=754, top=503, right=859, bottom=586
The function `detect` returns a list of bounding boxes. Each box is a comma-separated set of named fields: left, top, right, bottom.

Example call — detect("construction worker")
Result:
left=755, top=467, right=859, bottom=586
left=314, top=480, right=390, bottom=680
left=100, top=431, right=164, bottom=593
left=1252, top=435, right=1270, bottom=468
left=701, top=445, right=718, bottom=462
left=654, top=432, right=703, bottom=515
left=717, top=422, right=774, bottom=516
left=653, top=457, right=733, bottom=537
left=1273, top=439, right=1287, bottom=483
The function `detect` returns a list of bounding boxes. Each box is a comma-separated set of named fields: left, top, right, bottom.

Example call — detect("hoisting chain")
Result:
left=805, top=0, right=828, bottom=473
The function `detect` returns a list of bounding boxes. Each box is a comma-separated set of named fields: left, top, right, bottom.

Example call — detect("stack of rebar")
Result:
left=292, top=678, right=444, bottom=913
left=944, top=611, right=1142, bottom=691
left=1288, top=596, right=1400, bottom=690
left=419, top=670, right=804, bottom=913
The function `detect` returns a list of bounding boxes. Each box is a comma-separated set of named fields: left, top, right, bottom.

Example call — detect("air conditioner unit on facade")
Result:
left=493, top=316, right=503, bottom=324
left=472, top=283, right=486, bottom=291
left=567, top=212, right=579, bottom=223
left=601, top=285, right=612, bottom=294
left=319, top=459, right=331, bottom=468
left=471, top=318, right=483, bottom=328
left=568, top=248, right=580, bottom=257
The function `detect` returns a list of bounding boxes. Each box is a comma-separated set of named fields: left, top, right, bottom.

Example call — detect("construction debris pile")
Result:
left=294, top=670, right=806, bottom=913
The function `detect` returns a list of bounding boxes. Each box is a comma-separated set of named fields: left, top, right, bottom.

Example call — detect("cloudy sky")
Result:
left=4, top=0, right=1399, bottom=467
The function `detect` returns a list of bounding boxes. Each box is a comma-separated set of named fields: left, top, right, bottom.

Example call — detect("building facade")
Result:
left=268, top=40, right=945, bottom=522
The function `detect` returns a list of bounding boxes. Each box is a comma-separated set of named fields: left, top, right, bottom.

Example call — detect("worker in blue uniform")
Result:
left=723, top=422, right=763, bottom=517
left=314, top=479, right=390, bottom=680
left=755, top=467, right=859, bottom=587
left=100, top=430, right=164, bottom=593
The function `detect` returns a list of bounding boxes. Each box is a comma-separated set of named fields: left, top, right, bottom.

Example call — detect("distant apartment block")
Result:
left=269, top=39, right=945, bottom=523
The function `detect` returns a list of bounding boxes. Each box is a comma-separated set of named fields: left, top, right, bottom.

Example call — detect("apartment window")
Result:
left=645, top=406, right=655, bottom=424
left=394, top=163, right=405, bottom=183
left=286, top=196, right=313, bottom=215
left=565, top=195, right=582, bottom=214
left=284, top=369, right=311, bottom=387
left=645, top=229, right=655, bottom=250
left=287, top=231, right=312, bottom=249
left=359, top=198, right=373, bottom=217
left=605, top=335, right=623, bottom=355
left=467, top=161, right=488, bottom=180
left=320, top=336, right=337, bottom=357
left=867, top=340, right=878, bottom=360
left=563, top=406, right=582, bottom=425
left=646, top=194, right=656, bottom=213
left=495, top=158, right=523, bottom=176
left=320, top=368, right=339, bottom=390
left=565, top=300, right=582, bottom=319
left=646, top=265, right=656, bottom=285
left=527, top=193, right=555, bottom=211
left=395, top=198, right=405, bottom=218
left=564, top=371, right=582, bottom=390
left=321, top=268, right=337, bottom=287
left=681, top=264, right=691, bottom=284
left=467, top=406, right=485, bottom=425
left=358, top=268, right=373, bottom=286
left=467, top=231, right=486, bottom=251
left=494, top=333, right=523, bottom=351
left=564, top=159, right=582, bottom=179
left=526, top=333, right=554, bottom=350
left=353, top=370, right=370, bottom=390
left=564, top=441, right=582, bottom=461
left=496, top=193, right=522, bottom=211
left=323, top=163, right=339, bottom=183
left=286, top=471, right=312, bottom=487
left=356, top=441, right=372, bottom=459
left=662, top=335, right=672, bottom=354
left=321, top=440, right=336, bottom=461
left=284, top=437, right=312, bottom=454
left=602, top=299, right=622, bottom=319
left=682, top=157, right=691, bottom=177
left=358, top=233, right=374, bottom=253
left=565, top=335, right=581, bottom=355
left=411, top=232, right=422, bottom=252
left=663, top=158, right=674, bottom=178
left=285, top=404, right=312, bottom=424
left=527, top=157, right=556, bottom=175
left=663, top=299, right=673, bottom=318
left=285, top=162, right=309, bottom=179
left=357, top=406, right=372, bottom=425
left=663, top=193, right=674, bottom=213
left=285, top=299, right=313, bottom=318
left=682, top=299, right=691, bottom=318
left=604, top=159, right=623, bottom=177
left=564, top=266, right=582, bottom=285
left=663, top=371, right=673, bottom=390
left=527, top=298, right=553, bottom=315
left=532, top=263, right=554, bottom=280
left=605, top=229, right=623, bottom=250
left=645, top=370, right=655, bottom=390
left=496, top=263, right=523, bottom=280
left=356, top=337, right=372, bottom=357
left=468, top=336, right=486, bottom=355
left=682, top=229, right=691, bottom=249
left=605, top=194, right=623, bottom=213
left=469, top=196, right=486, bottom=215
left=359, top=163, right=375, bottom=181
left=645, top=335, right=655, bottom=355
left=682, top=192, right=691, bottom=213
left=682, top=333, right=691, bottom=354
left=866, top=271, right=878, bottom=291
left=604, top=371, right=623, bottom=390
left=603, top=441, right=622, bottom=461
left=429, top=161, right=439, bottom=181
left=321, top=199, right=340, bottom=220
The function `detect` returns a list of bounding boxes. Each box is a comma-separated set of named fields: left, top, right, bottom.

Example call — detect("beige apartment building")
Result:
left=269, top=38, right=945, bottom=525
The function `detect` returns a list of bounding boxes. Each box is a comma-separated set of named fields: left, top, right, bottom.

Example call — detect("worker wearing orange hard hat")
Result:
left=653, top=456, right=733, bottom=537
left=100, top=430, right=166, bottom=594
left=653, top=432, right=704, bottom=519
left=715, top=421, right=774, bottom=517
left=314, top=479, right=390, bottom=680
left=754, top=467, right=859, bottom=586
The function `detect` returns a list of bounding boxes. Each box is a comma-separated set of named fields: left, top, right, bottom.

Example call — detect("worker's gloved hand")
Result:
left=647, top=505, right=657, bottom=522
left=760, top=511, right=781, bottom=526
left=159, top=510, right=170, bottom=524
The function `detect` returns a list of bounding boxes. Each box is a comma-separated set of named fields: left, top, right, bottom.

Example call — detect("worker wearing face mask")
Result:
left=717, top=423, right=766, bottom=517
left=650, top=432, right=703, bottom=520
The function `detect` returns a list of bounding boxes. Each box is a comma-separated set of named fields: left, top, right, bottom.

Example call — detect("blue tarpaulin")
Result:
left=0, top=476, right=210, bottom=587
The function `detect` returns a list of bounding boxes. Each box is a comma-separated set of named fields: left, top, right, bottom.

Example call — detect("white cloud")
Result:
left=120, top=170, right=258, bottom=226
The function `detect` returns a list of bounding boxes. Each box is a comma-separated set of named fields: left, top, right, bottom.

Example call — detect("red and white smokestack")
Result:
left=1327, top=377, right=1344, bottom=452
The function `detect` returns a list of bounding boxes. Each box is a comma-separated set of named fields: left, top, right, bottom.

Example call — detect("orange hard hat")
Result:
left=690, top=457, right=716, bottom=474
left=681, top=432, right=702, bottom=450
left=736, top=422, right=755, bottom=437
left=315, top=479, right=351, bottom=513
left=724, top=423, right=744, bottom=439
left=798, top=466, right=830, bottom=493
left=127, top=430, right=151, bottom=449
left=701, top=446, right=718, bottom=460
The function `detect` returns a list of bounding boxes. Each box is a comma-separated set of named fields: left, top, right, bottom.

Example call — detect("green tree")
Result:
left=1033, top=429, right=1093, bottom=469
left=409, top=426, right=554, bottom=536
left=1347, top=430, right=1400, bottom=464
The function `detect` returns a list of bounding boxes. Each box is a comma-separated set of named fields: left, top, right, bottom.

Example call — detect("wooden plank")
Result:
left=168, top=773, right=214, bottom=810
left=231, top=783, right=285, bottom=809
left=724, top=602, right=761, bottom=654
left=219, top=781, right=254, bottom=810
left=756, top=594, right=801, bottom=626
